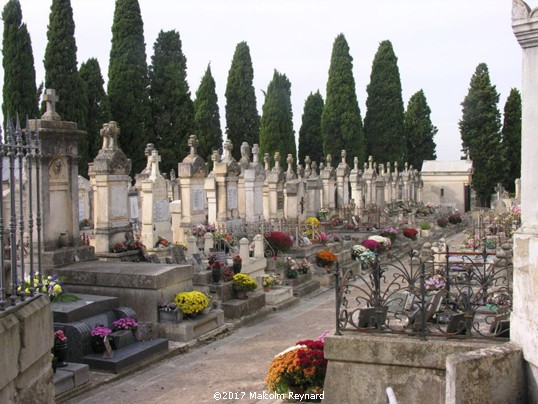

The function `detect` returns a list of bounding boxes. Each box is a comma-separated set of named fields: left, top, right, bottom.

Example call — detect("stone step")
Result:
left=54, top=363, right=90, bottom=396
left=156, top=309, right=225, bottom=342
left=292, top=280, right=321, bottom=297
left=263, top=286, right=294, bottom=305
left=82, top=338, right=168, bottom=373
left=221, top=291, right=266, bottom=320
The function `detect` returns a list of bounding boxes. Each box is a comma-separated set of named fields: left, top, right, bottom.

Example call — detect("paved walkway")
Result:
left=64, top=231, right=468, bottom=404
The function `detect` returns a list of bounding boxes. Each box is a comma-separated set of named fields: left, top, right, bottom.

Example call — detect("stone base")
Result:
left=156, top=309, right=224, bottom=342
left=221, top=291, right=266, bottom=320
left=42, top=245, right=96, bottom=270
left=82, top=338, right=168, bottom=373
left=263, top=286, right=294, bottom=305
left=207, top=282, right=234, bottom=302
left=54, top=363, right=89, bottom=396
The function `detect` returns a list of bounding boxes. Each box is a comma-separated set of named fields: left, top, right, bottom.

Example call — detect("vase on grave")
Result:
left=91, top=336, right=109, bottom=353
left=232, top=262, right=242, bottom=275
left=159, top=309, right=183, bottom=324
left=53, top=342, right=68, bottom=367
left=211, top=265, right=222, bottom=284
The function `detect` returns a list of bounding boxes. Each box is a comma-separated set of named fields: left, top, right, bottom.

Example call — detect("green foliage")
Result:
left=364, top=40, right=405, bottom=165
left=500, top=88, right=521, bottom=193
left=459, top=63, right=502, bottom=206
left=44, top=0, right=87, bottom=128
left=194, top=64, right=222, bottom=165
left=79, top=58, right=110, bottom=177
left=298, top=91, right=324, bottom=166
left=108, top=0, right=152, bottom=175
left=225, top=41, right=260, bottom=159
left=149, top=30, right=194, bottom=175
left=2, top=0, right=39, bottom=119
left=404, top=90, right=437, bottom=170
left=321, top=34, right=365, bottom=164
left=259, top=70, right=296, bottom=170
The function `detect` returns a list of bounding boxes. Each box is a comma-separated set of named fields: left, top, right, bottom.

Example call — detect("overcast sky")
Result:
left=0, top=0, right=528, bottom=161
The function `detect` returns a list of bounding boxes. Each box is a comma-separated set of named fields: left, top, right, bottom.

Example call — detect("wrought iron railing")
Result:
left=335, top=246, right=512, bottom=341
left=1, top=116, right=43, bottom=311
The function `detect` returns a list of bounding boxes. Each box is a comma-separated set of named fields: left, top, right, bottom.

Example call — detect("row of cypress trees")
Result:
left=2, top=0, right=519, bottom=201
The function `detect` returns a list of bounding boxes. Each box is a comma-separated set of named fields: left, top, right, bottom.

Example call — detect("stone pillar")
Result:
left=205, top=175, right=217, bottom=225
left=170, top=200, right=182, bottom=243
left=512, top=3, right=538, bottom=400
left=186, top=235, right=198, bottom=258
left=336, top=150, right=350, bottom=209
left=239, top=237, right=249, bottom=262
left=204, top=232, right=214, bottom=255
left=253, top=234, right=264, bottom=259
left=88, top=121, right=132, bottom=254
left=28, top=89, right=87, bottom=251
left=321, top=154, right=336, bottom=210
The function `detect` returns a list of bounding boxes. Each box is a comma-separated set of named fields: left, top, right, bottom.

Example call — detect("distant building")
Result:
left=421, top=159, right=473, bottom=212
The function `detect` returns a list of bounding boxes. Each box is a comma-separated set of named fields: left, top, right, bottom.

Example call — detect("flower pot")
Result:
left=420, top=229, right=430, bottom=238
left=211, top=266, right=222, bottom=284
left=235, top=291, right=248, bottom=300
left=263, top=286, right=271, bottom=292
left=91, top=336, right=109, bottom=353
left=159, top=309, right=183, bottom=324
left=232, top=262, right=242, bottom=274
left=53, top=342, right=68, bottom=367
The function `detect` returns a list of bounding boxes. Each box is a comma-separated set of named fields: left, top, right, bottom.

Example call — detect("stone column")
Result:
left=512, top=3, right=538, bottom=400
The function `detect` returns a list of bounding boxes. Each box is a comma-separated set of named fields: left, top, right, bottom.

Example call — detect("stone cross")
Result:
left=495, top=183, right=505, bottom=200
left=144, top=143, right=155, bottom=172
left=149, top=150, right=161, bottom=179
left=188, top=135, right=199, bottom=157
left=42, top=89, right=60, bottom=121
left=252, top=144, right=260, bottom=164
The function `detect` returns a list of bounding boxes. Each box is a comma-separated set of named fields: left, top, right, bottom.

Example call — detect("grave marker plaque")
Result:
left=227, top=186, right=238, bottom=209
left=277, top=191, right=284, bottom=210
left=192, top=188, right=205, bottom=212
left=153, top=199, right=169, bottom=222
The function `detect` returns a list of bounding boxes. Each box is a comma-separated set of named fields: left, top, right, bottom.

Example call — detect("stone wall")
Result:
left=0, top=295, right=55, bottom=403
left=323, top=334, right=512, bottom=404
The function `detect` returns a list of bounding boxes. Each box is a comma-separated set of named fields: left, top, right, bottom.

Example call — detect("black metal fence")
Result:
left=335, top=246, right=512, bottom=341
left=0, top=117, right=43, bottom=311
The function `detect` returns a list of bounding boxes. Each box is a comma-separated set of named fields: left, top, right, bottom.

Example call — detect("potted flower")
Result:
left=367, top=235, right=391, bottom=252
left=315, top=250, right=338, bottom=272
left=362, top=239, right=381, bottom=253
left=265, top=231, right=293, bottom=255
left=112, top=317, right=138, bottom=334
left=261, top=274, right=281, bottom=292
left=90, top=325, right=113, bottom=353
left=222, top=268, right=234, bottom=282
left=232, top=254, right=242, bottom=274
left=232, top=273, right=257, bottom=299
left=352, top=244, right=376, bottom=270
left=380, top=227, right=398, bottom=243
left=53, top=330, right=68, bottom=367
left=448, top=213, right=462, bottom=224
left=265, top=338, right=328, bottom=396
left=317, top=207, right=329, bottom=221
left=158, top=299, right=182, bottom=323
left=425, top=273, right=447, bottom=291
left=403, top=228, right=419, bottom=241
left=437, top=217, right=449, bottom=228
left=174, top=291, right=209, bottom=318
left=420, top=222, right=431, bottom=237
left=155, top=236, right=170, bottom=248
left=207, top=254, right=226, bottom=284
left=112, top=241, right=128, bottom=253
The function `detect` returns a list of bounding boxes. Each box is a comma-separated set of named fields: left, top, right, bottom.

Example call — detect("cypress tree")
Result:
left=321, top=34, right=365, bottom=164
left=108, top=0, right=152, bottom=174
left=298, top=91, right=324, bottom=166
left=364, top=40, right=405, bottom=165
left=43, top=0, right=86, bottom=127
left=79, top=58, right=110, bottom=176
left=459, top=63, right=502, bottom=206
left=259, top=70, right=296, bottom=170
left=500, top=88, right=521, bottom=193
left=2, top=0, right=39, bottom=119
left=149, top=29, right=194, bottom=175
left=404, top=90, right=437, bottom=170
left=194, top=64, right=222, bottom=164
left=225, top=41, right=260, bottom=159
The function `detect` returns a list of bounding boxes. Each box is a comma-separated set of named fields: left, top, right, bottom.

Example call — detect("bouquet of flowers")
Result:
left=112, top=317, right=138, bottom=332
left=298, top=258, right=311, bottom=274
left=352, top=244, right=376, bottom=269
left=306, top=217, right=320, bottom=228
left=317, top=207, right=329, bottom=220
left=17, top=273, right=79, bottom=303
left=54, top=330, right=67, bottom=345
left=192, top=224, right=207, bottom=238
left=232, top=273, right=258, bottom=293
left=265, top=338, right=328, bottom=396
left=380, top=227, right=398, bottom=243
left=158, top=299, right=178, bottom=312
left=112, top=241, right=128, bottom=253
left=425, top=274, right=446, bottom=290
left=262, top=274, right=281, bottom=289
left=437, top=217, right=449, bottom=228
left=448, top=213, right=462, bottom=224
left=222, top=268, right=234, bottom=282
left=285, top=257, right=300, bottom=278
left=155, top=236, right=170, bottom=248
left=362, top=239, right=381, bottom=252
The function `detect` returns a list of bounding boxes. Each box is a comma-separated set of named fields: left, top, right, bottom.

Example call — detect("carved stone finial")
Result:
left=353, top=156, right=358, bottom=171
left=341, top=149, right=347, bottom=164
left=211, top=149, right=220, bottom=164
left=326, top=154, right=332, bottom=169
left=252, top=144, right=260, bottom=164
left=188, top=135, right=199, bottom=156
left=149, top=150, right=161, bottom=179
left=264, top=153, right=270, bottom=170
left=274, top=152, right=281, bottom=170
left=100, top=121, right=120, bottom=151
